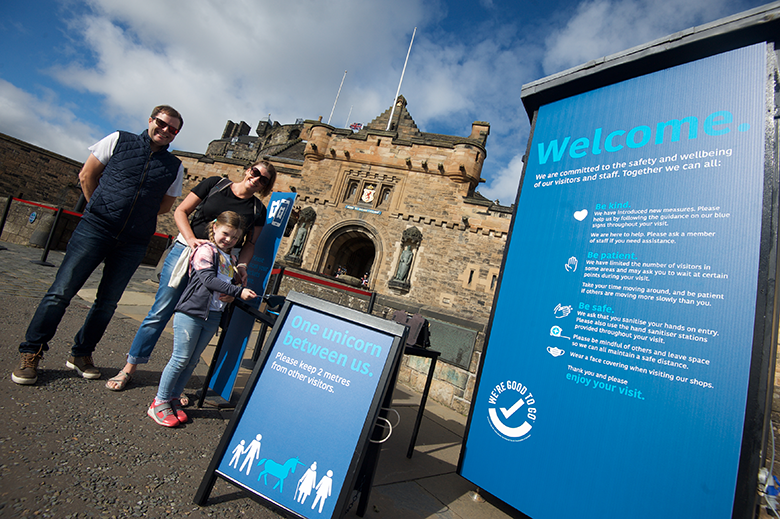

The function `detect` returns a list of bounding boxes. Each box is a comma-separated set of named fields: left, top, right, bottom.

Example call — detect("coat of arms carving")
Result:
left=361, top=184, right=376, bottom=203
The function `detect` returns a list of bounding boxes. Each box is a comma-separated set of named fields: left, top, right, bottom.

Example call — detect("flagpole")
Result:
left=386, top=27, right=417, bottom=131
left=344, top=105, right=353, bottom=129
left=344, top=105, right=355, bottom=128
left=327, top=70, right=347, bottom=125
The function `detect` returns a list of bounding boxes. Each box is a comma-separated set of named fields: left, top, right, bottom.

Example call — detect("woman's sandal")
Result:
left=105, top=370, right=132, bottom=391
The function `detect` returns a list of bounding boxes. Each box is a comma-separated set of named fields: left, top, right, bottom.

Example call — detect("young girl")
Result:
left=148, top=211, right=257, bottom=427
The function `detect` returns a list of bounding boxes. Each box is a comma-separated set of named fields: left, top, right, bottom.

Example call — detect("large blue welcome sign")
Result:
left=460, top=44, right=771, bottom=518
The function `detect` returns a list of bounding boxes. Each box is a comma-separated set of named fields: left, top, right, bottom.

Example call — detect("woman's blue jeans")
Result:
left=20, top=220, right=148, bottom=356
left=156, top=310, right=221, bottom=401
left=126, top=241, right=189, bottom=364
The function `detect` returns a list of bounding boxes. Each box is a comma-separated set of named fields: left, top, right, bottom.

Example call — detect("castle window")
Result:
left=226, top=150, right=233, bottom=159
left=344, top=180, right=358, bottom=202
left=379, top=186, right=392, bottom=207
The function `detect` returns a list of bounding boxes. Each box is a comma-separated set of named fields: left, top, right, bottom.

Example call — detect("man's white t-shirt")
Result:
left=89, top=132, right=184, bottom=198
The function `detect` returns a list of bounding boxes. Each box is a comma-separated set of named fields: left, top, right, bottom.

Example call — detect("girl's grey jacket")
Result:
left=175, top=242, right=244, bottom=320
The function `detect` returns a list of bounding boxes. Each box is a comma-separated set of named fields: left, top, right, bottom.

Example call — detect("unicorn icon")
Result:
left=256, top=456, right=306, bottom=492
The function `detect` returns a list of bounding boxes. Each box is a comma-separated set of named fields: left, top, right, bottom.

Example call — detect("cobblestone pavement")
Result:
left=0, top=242, right=282, bottom=518
left=0, top=242, right=161, bottom=300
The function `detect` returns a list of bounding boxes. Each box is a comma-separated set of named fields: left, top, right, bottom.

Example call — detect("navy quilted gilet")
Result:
left=82, top=130, right=180, bottom=243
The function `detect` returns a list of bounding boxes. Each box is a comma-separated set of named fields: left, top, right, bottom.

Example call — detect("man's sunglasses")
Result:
left=153, top=117, right=180, bottom=136
left=250, top=167, right=271, bottom=185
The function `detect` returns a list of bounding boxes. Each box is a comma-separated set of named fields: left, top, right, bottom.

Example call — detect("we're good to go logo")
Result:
left=486, top=380, right=537, bottom=442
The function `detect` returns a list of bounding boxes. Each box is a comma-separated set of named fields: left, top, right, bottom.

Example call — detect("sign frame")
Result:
left=195, top=290, right=407, bottom=518
left=458, top=40, right=780, bottom=519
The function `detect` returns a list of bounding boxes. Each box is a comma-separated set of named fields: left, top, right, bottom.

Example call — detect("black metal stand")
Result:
left=353, top=345, right=439, bottom=516
left=197, top=299, right=276, bottom=409
left=251, top=267, right=285, bottom=363
left=31, top=207, right=63, bottom=267
left=403, top=346, right=440, bottom=458
left=354, top=337, right=405, bottom=518
left=0, top=195, right=12, bottom=251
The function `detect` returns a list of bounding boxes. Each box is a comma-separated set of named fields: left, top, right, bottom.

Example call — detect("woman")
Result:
left=105, top=160, right=276, bottom=393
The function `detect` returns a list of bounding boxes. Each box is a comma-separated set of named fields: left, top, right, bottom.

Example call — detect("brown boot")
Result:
left=12, top=350, right=44, bottom=385
left=66, top=356, right=101, bottom=379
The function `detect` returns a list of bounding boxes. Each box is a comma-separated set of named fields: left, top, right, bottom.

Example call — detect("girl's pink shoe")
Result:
left=147, top=401, right=180, bottom=427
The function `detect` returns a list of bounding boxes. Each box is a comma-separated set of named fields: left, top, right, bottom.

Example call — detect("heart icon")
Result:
left=573, top=209, right=588, bottom=221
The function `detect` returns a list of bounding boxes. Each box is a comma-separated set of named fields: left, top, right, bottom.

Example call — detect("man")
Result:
left=12, top=105, right=185, bottom=385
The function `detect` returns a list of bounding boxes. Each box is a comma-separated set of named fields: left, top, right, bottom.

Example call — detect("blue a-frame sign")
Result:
left=195, top=291, right=407, bottom=518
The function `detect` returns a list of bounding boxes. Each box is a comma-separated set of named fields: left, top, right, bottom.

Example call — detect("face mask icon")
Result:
left=547, top=346, right=565, bottom=357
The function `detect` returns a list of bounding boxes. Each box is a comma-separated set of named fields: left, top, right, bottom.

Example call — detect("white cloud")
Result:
left=479, top=0, right=766, bottom=205
left=45, top=0, right=433, bottom=154
left=34, top=0, right=540, bottom=205
left=478, top=153, right=525, bottom=205
left=0, top=79, right=99, bottom=161
left=542, top=0, right=749, bottom=75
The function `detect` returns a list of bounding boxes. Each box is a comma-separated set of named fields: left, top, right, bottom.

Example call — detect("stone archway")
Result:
left=317, top=223, right=381, bottom=283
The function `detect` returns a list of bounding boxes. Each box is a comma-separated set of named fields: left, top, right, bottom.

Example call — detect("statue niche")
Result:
left=388, top=227, right=422, bottom=291
left=285, top=206, right=316, bottom=266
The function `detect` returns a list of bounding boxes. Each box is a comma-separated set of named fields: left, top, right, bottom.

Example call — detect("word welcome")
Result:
left=536, top=110, right=747, bottom=165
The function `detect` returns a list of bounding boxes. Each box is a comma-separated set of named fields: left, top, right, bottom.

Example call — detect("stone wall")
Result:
left=0, top=197, right=170, bottom=265
left=0, top=198, right=71, bottom=248
left=0, top=133, right=83, bottom=209
left=0, top=133, right=175, bottom=263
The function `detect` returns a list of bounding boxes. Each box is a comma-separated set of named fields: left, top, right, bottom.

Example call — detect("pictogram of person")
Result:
left=229, top=439, right=246, bottom=468
left=311, top=470, right=333, bottom=513
left=295, top=461, right=317, bottom=503
left=239, top=433, right=262, bottom=475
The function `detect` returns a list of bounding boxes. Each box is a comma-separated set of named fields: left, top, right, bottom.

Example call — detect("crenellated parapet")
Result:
left=300, top=101, right=489, bottom=191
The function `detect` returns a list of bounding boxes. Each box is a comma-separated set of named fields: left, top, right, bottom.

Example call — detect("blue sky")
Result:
left=0, top=0, right=769, bottom=204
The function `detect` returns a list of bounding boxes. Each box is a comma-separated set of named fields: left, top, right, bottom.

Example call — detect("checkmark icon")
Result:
left=500, top=396, right=525, bottom=419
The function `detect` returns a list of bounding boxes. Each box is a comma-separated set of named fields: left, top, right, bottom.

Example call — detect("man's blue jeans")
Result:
left=156, top=310, right=221, bottom=401
left=20, top=220, right=149, bottom=357
left=126, top=241, right=189, bottom=364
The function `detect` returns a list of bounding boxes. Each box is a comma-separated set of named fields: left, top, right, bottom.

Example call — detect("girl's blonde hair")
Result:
left=209, top=211, right=245, bottom=243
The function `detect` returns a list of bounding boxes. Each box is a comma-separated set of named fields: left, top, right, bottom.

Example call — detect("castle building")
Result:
left=173, top=96, right=512, bottom=413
